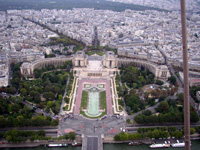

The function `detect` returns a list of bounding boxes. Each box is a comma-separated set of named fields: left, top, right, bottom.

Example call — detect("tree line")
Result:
left=114, top=126, right=196, bottom=141
left=0, top=61, right=73, bottom=128
left=121, top=66, right=155, bottom=89
left=0, top=129, right=76, bottom=143
left=115, top=65, right=175, bottom=114
left=134, top=99, right=199, bottom=124
left=49, top=36, right=84, bottom=53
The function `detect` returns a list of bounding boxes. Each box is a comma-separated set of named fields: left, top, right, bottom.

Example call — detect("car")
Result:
left=70, top=114, right=74, bottom=119
left=65, top=114, right=70, bottom=118
left=48, top=140, right=53, bottom=142
left=112, top=115, right=119, bottom=118
left=64, top=117, right=68, bottom=121
left=101, top=115, right=107, bottom=120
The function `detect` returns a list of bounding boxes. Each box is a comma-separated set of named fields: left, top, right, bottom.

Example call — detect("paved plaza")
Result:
left=74, top=79, right=112, bottom=115
left=58, top=52, right=126, bottom=149
left=58, top=115, right=125, bottom=137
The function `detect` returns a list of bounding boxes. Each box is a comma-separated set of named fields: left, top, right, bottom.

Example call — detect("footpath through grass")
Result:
left=81, top=90, right=88, bottom=109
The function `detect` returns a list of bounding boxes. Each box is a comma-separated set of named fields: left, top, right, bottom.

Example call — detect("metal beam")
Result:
left=180, top=0, right=190, bottom=150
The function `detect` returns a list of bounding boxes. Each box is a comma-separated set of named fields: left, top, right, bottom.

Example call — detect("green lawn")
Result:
left=64, top=105, right=69, bottom=110
left=80, top=90, right=107, bottom=119
left=122, top=83, right=126, bottom=89
left=118, top=105, right=123, bottom=111
left=80, top=111, right=106, bottom=119
left=81, top=90, right=88, bottom=109
left=100, top=91, right=107, bottom=110
left=86, top=51, right=105, bottom=56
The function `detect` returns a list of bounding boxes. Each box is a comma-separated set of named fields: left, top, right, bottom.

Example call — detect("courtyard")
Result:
left=62, top=51, right=124, bottom=119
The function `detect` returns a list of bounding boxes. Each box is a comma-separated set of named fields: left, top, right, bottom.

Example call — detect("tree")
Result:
left=195, top=126, right=200, bottom=134
left=47, top=101, right=53, bottom=108
left=134, top=114, right=145, bottom=124
left=163, top=131, right=170, bottom=138
left=124, top=92, right=141, bottom=113
left=190, top=111, right=199, bottom=123
left=58, top=95, right=63, bottom=101
left=22, top=137, right=27, bottom=142
left=190, top=128, right=195, bottom=135
left=114, top=134, right=120, bottom=141
left=168, top=76, right=176, bottom=85
left=157, top=101, right=169, bottom=113
left=152, top=129, right=160, bottom=139
left=172, top=130, right=183, bottom=138
left=145, top=131, right=153, bottom=139
left=46, top=53, right=56, bottom=58
left=126, top=106, right=131, bottom=115
left=51, top=120, right=58, bottom=126
left=128, top=133, right=142, bottom=140
left=151, top=90, right=159, bottom=98
left=121, top=66, right=138, bottom=87
left=11, top=104, right=21, bottom=113
left=143, top=110, right=152, bottom=116
left=6, top=135, right=12, bottom=142
left=30, top=91, right=40, bottom=102
left=64, top=97, right=69, bottom=103
left=63, top=134, right=69, bottom=140
left=43, top=92, right=55, bottom=100
left=17, top=115, right=24, bottom=127
left=126, top=119, right=131, bottom=124
left=20, top=88, right=27, bottom=96
left=9, top=87, right=17, bottom=94
left=30, top=136, right=35, bottom=142
left=0, top=131, right=3, bottom=138
left=119, top=132, right=128, bottom=141
left=69, top=132, right=76, bottom=141
left=159, top=96, right=166, bottom=102
left=46, top=116, right=52, bottom=122
left=37, top=130, right=45, bottom=136
left=155, top=80, right=164, bottom=85
left=177, top=93, right=184, bottom=103
left=33, top=86, right=43, bottom=93
left=137, top=128, right=143, bottom=133
left=118, top=87, right=123, bottom=97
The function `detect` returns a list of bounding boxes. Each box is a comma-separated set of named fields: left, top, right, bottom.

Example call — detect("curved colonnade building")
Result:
left=117, top=58, right=170, bottom=80
left=20, top=51, right=170, bottom=80
left=20, top=57, right=72, bottom=76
